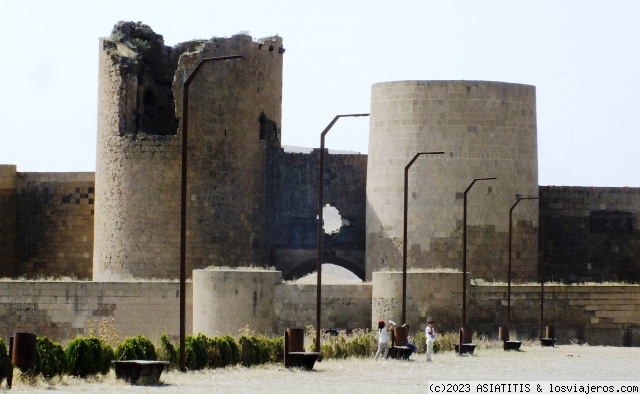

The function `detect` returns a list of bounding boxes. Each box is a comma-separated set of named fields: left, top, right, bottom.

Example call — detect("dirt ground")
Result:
left=8, top=345, right=640, bottom=393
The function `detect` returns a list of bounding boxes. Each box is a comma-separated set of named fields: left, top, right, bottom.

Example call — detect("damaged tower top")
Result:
left=94, top=21, right=284, bottom=280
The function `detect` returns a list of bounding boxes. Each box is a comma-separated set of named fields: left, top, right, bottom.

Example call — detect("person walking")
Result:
left=374, top=319, right=395, bottom=360
left=425, top=318, right=436, bottom=362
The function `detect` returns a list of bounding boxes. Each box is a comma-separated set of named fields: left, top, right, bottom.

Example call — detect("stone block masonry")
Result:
left=366, top=81, right=539, bottom=282
left=15, top=172, right=95, bottom=279
left=194, top=269, right=372, bottom=336
left=540, top=186, right=640, bottom=282
left=372, top=271, right=640, bottom=346
left=0, top=273, right=638, bottom=346
left=274, top=282, right=372, bottom=333
left=0, top=165, right=18, bottom=277
left=94, top=22, right=284, bottom=280
left=0, top=280, right=192, bottom=346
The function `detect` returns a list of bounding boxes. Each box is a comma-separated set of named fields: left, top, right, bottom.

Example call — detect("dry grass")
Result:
left=7, top=345, right=640, bottom=393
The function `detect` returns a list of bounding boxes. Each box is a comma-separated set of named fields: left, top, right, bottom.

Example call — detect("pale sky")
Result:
left=1, top=0, right=639, bottom=187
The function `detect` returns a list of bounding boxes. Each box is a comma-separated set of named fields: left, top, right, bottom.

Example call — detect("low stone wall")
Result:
left=372, top=271, right=462, bottom=332
left=0, top=280, right=192, bottom=346
left=1, top=273, right=639, bottom=347
left=472, top=283, right=640, bottom=346
left=274, top=282, right=372, bottom=333
left=372, top=271, right=640, bottom=346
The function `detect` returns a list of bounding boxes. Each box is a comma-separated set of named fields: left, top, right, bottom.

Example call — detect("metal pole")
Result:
left=180, top=55, right=243, bottom=372
left=507, top=197, right=538, bottom=336
left=316, top=113, right=369, bottom=353
left=401, top=151, right=444, bottom=324
left=461, top=177, right=496, bottom=353
left=539, top=213, right=552, bottom=339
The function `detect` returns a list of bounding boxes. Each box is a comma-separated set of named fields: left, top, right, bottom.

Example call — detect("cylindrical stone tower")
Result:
left=94, top=22, right=283, bottom=280
left=366, top=81, right=539, bottom=281
left=193, top=269, right=282, bottom=336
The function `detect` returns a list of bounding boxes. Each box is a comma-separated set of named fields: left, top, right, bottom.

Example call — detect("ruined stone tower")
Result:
left=94, top=22, right=283, bottom=280
left=366, top=81, right=539, bottom=281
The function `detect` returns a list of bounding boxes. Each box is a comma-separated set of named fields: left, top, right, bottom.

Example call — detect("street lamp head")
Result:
left=321, top=114, right=370, bottom=138
left=464, top=177, right=497, bottom=195
left=338, top=113, right=370, bottom=118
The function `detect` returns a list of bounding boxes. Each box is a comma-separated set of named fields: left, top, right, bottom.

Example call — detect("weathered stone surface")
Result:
left=366, top=81, right=539, bottom=282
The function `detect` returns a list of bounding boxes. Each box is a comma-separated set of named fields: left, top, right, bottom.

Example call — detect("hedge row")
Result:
left=0, top=333, right=284, bottom=381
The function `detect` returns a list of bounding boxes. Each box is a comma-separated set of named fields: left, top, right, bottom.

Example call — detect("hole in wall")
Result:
left=322, top=204, right=342, bottom=235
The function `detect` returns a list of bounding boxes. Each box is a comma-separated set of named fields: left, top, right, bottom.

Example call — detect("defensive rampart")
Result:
left=540, top=186, right=640, bottom=282
left=0, top=280, right=192, bottom=346
left=192, top=269, right=372, bottom=336
left=0, top=272, right=638, bottom=346
left=267, top=149, right=367, bottom=279
left=0, top=169, right=95, bottom=279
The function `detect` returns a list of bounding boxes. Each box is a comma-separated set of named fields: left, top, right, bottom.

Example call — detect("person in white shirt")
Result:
left=425, top=318, right=436, bottom=362
left=374, top=319, right=395, bottom=360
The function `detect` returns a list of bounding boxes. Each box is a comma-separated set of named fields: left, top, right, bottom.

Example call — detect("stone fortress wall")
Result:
left=1, top=22, right=640, bottom=346
left=0, top=271, right=638, bottom=347
left=540, top=186, right=640, bottom=283
left=267, top=149, right=368, bottom=280
left=0, top=165, right=94, bottom=279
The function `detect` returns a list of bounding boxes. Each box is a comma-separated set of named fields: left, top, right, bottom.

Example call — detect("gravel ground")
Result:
left=8, top=345, right=640, bottom=393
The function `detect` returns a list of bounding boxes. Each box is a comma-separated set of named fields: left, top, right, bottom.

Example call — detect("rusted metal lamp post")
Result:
left=460, top=177, right=496, bottom=354
left=539, top=213, right=554, bottom=345
left=401, top=151, right=444, bottom=324
left=316, top=114, right=369, bottom=353
left=179, top=54, right=243, bottom=372
left=505, top=196, right=538, bottom=349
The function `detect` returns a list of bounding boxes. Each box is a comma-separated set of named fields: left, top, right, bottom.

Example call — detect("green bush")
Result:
left=207, top=336, right=235, bottom=368
left=185, top=334, right=208, bottom=370
left=0, top=338, right=12, bottom=385
left=238, top=335, right=259, bottom=367
left=155, top=333, right=273, bottom=371
left=223, top=335, right=240, bottom=365
left=158, top=334, right=178, bottom=370
left=115, top=335, right=157, bottom=361
left=100, top=343, right=115, bottom=374
left=65, top=336, right=112, bottom=377
left=263, top=336, right=284, bottom=363
left=35, top=336, right=66, bottom=379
